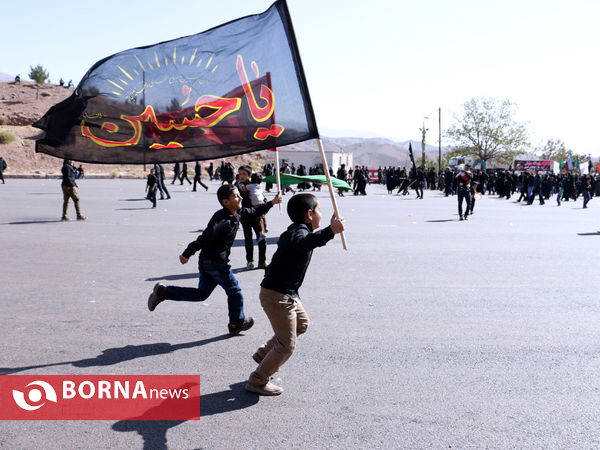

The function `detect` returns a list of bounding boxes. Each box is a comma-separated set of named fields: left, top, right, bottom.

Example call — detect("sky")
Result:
left=2, top=0, right=599, bottom=154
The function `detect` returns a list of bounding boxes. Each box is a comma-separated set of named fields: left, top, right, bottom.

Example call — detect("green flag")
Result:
left=263, top=173, right=352, bottom=191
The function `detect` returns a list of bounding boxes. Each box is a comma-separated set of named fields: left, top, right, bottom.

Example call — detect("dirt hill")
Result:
left=0, top=81, right=264, bottom=177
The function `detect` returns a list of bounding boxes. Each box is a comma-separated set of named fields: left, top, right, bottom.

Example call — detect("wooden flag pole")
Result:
left=266, top=73, right=282, bottom=214
left=317, top=138, right=348, bottom=250
left=275, top=148, right=282, bottom=214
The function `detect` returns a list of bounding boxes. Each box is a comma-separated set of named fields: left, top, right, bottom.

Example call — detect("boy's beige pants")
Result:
left=249, top=287, right=309, bottom=386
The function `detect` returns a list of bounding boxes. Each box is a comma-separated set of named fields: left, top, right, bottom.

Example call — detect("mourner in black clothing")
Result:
left=145, top=169, right=158, bottom=208
left=455, top=165, right=472, bottom=220
left=0, top=156, right=6, bottom=184
left=180, top=162, right=192, bottom=185
left=61, top=159, right=86, bottom=221
left=192, top=161, right=208, bottom=192
left=171, top=162, right=181, bottom=184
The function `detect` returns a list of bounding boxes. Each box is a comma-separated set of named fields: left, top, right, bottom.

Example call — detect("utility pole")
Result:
left=438, top=107, right=442, bottom=172
left=419, top=117, right=429, bottom=167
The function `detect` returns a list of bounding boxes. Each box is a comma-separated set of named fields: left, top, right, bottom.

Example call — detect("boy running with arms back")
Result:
left=147, top=184, right=282, bottom=334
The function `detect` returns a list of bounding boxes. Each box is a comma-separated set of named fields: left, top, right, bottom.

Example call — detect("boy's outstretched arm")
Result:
left=296, top=215, right=345, bottom=252
left=239, top=191, right=282, bottom=218
left=271, top=191, right=283, bottom=205
left=180, top=233, right=205, bottom=264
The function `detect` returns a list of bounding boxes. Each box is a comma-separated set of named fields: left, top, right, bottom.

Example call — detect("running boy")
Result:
left=147, top=184, right=282, bottom=334
left=246, top=193, right=345, bottom=395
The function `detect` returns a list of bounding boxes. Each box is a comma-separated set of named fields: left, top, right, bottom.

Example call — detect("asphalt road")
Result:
left=1, top=178, right=599, bottom=449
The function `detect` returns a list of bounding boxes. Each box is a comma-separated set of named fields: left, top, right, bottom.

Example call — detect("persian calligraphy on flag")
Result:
left=34, top=0, right=318, bottom=164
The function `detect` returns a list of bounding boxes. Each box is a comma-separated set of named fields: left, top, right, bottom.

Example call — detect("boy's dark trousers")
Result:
left=146, top=188, right=156, bottom=207
left=457, top=188, right=471, bottom=217
left=249, top=287, right=309, bottom=386
left=241, top=217, right=266, bottom=265
left=164, top=261, right=246, bottom=325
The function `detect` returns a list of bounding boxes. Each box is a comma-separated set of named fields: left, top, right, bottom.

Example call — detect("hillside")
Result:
left=285, top=137, right=448, bottom=168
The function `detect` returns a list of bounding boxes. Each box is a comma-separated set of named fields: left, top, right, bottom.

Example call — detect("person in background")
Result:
left=61, top=159, right=86, bottom=221
left=180, top=162, right=192, bottom=185
left=145, top=168, right=158, bottom=208
left=0, top=156, right=6, bottom=184
left=171, top=162, right=181, bottom=184
left=193, top=161, right=209, bottom=192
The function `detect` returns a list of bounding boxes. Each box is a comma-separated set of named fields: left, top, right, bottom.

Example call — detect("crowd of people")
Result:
left=379, top=165, right=600, bottom=205
left=4, top=157, right=597, bottom=220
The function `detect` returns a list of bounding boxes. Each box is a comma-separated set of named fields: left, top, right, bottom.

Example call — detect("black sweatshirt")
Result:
left=61, top=163, right=77, bottom=187
left=182, top=201, right=274, bottom=263
left=261, top=222, right=335, bottom=298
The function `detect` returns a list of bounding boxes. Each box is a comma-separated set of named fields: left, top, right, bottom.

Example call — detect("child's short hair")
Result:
left=217, top=184, right=237, bottom=205
left=239, top=165, right=252, bottom=175
left=250, top=173, right=263, bottom=184
left=287, top=193, right=318, bottom=224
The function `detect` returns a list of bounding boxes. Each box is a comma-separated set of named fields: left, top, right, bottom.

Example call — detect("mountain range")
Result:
left=285, top=137, right=451, bottom=168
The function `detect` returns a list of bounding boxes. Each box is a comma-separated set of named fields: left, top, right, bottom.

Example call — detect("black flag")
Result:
left=34, top=0, right=318, bottom=164
left=408, top=142, right=417, bottom=171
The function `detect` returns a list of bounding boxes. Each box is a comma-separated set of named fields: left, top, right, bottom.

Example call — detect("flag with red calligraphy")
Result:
left=33, top=0, right=318, bottom=164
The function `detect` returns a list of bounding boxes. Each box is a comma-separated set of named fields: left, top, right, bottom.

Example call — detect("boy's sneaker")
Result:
left=258, top=262, right=269, bottom=269
left=61, top=216, right=70, bottom=221
left=247, top=261, right=255, bottom=269
left=147, top=283, right=166, bottom=311
left=77, top=215, right=87, bottom=221
left=245, top=381, right=283, bottom=396
left=256, top=233, right=266, bottom=243
left=228, top=317, right=254, bottom=335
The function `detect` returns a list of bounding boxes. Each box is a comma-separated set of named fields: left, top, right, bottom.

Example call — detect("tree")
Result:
left=535, top=138, right=589, bottom=163
left=29, top=64, right=50, bottom=84
left=445, top=98, right=529, bottom=166
left=536, top=138, right=568, bottom=161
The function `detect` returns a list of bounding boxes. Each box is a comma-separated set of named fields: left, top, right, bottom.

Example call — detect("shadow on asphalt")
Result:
left=577, top=231, right=600, bottom=236
left=0, top=334, right=232, bottom=375
left=231, top=237, right=279, bottom=247
left=145, top=265, right=265, bottom=279
left=146, top=273, right=198, bottom=281
left=112, top=382, right=258, bottom=449
left=119, top=198, right=147, bottom=201
left=425, top=219, right=455, bottom=223
left=116, top=207, right=153, bottom=211
left=2, top=219, right=63, bottom=225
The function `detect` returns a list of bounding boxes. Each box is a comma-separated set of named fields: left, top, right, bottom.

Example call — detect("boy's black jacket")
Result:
left=182, top=202, right=273, bottom=263
left=261, top=222, right=334, bottom=298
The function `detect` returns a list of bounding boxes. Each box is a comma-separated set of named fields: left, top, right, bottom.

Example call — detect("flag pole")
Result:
left=266, top=71, right=282, bottom=214
left=275, top=148, right=282, bottom=214
left=317, top=138, right=347, bottom=250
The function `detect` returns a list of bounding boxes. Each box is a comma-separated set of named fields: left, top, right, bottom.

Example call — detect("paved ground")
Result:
left=1, top=178, right=599, bottom=449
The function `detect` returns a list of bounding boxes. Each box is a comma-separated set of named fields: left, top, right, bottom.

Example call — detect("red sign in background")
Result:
left=0, top=375, right=200, bottom=420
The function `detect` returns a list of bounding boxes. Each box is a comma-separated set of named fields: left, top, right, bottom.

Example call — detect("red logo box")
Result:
left=0, top=375, right=200, bottom=420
